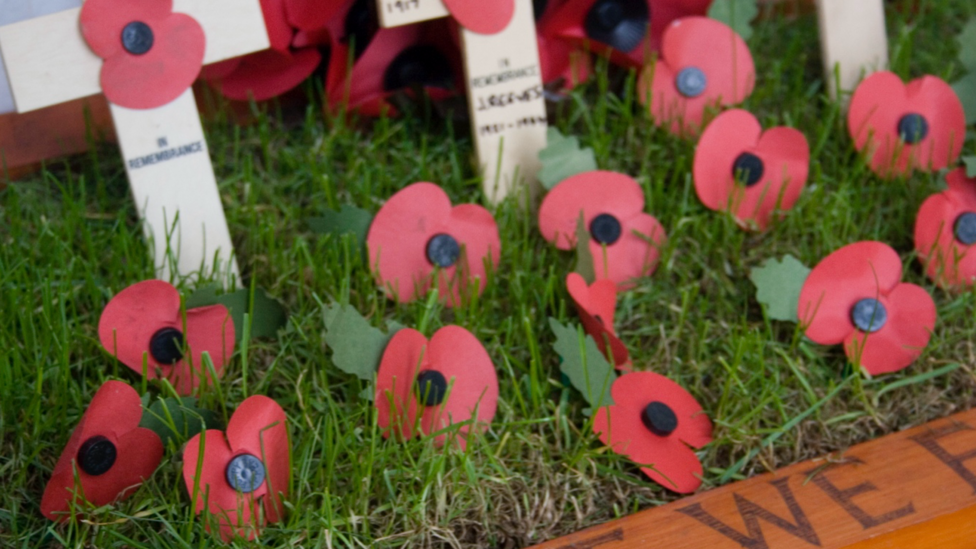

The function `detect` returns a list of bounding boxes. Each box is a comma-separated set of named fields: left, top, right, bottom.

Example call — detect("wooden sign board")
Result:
left=0, top=1, right=270, bottom=285
left=527, top=407, right=976, bottom=549
left=815, top=0, right=888, bottom=98
left=375, top=0, right=547, bottom=204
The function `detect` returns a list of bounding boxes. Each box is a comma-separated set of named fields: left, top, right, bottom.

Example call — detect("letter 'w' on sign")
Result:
left=814, top=0, right=888, bottom=99
left=0, top=0, right=272, bottom=286
left=375, top=0, right=548, bottom=204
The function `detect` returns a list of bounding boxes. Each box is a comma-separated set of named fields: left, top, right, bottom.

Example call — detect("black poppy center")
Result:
left=590, top=213, right=622, bottom=245
left=584, top=0, right=650, bottom=53
left=897, top=113, right=929, bottom=145
left=383, top=45, right=454, bottom=93
left=225, top=454, right=266, bottom=493
left=416, top=370, right=448, bottom=407
left=954, top=212, right=976, bottom=246
left=675, top=66, right=707, bottom=98
left=533, top=0, right=549, bottom=21
left=343, top=0, right=378, bottom=59
left=426, top=233, right=461, bottom=268
left=851, top=298, right=887, bottom=333
left=641, top=401, right=677, bottom=437
left=732, top=152, right=765, bottom=187
left=78, top=436, right=117, bottom=476
left=121, top=21, right=154, bottom=56
left=149, top=327, right=186, bottom=365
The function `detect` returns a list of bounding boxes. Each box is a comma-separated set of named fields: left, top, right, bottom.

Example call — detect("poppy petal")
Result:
left=730, top=126, right=809, bottom=230
left=376, top=328, right=428, bottom=441
left=225, top=395, right=290, bottom=523
left=283, top=0, right=342, bottom=31
left=164, top=304, right=234, bottom=396
left=420, top=326, right=498, bottom=448
left=798, top=242, right=903, bottom=345
left=566, top=273, right=629, bottom=366
left=915, top=169, right=976, bottom=287
left=592, top=211, right=666, bottom=289
left=367, top=182, right=452, bottom=303
left=538, top=171, right=647, bottom=250
left=433, top=203, right=501, bottom=307
left=260, top=0, right=296, bottom=52
left=443, top=0, right=515, bottom=35
left=610, top=371, right=712, bottom=448
left=844, top=283, right=936, bottom=375
left=98, top=281, right=182, bottom=380
left=99, top=14, right=206, bottom=109
left=80, top=0, right=174, bottom=58
left=213, top=47, right=322, bottom=101
left=694, top=109, right=762, bottom=213
left=849, top=72, right=966, bottom=177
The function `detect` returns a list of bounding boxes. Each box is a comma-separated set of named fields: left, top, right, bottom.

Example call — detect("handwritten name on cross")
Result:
left=377, top=0, right=548, bottom=204
left=815, top=0, right=888, bottom=99
left=0, top=0, right=271, bottom=286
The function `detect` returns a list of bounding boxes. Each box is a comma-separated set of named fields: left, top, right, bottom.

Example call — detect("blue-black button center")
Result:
left=897, top=113, right=929, bottom=145
left=121, top=21, right=154, bottom=56
left=851, top=298, right=887, bottom=333
left=641, top=401, right=677, bottom=437
left=732, top=152, right=765, bottom=187
left=584, top=0, right=649, bottom=53
left=675, top=67, right=707, bottom=98
left=226, top=454, right=266, bottom=493
left=78, top=436, right=117, bottom=476
left=590, top=213, right=622, bottom=245
left=149, top=327, right=185, bottom=365
left=416, top=370, right=448, bottom=407
left=383, top=45, right=454, bottom=92
left=426, top=234, right=460, bottom=268
left=954, top=212, right=976, bottom=246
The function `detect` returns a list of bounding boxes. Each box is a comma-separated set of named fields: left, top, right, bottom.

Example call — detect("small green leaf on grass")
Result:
left=957, top=17, right=976, bottom=71
left=549, top=318, right=616, bottom=410
left=186, top=286, right=288, bottom=341
left=308, top=204, right=374, bottom=248
left=575, top=212, right=596, bottom=284
left=324, top=303, right=402, bottom=398
left=965, top=156, right=976, bottom=178
left=538, top=127, right=598, bottom=190
left=708, top=0, right=758, bottom=41
left=139, top=397, right=220, bottom=448
left=749, top=255, right=811, bottom=323
left=952, top=73, right=976, bottom=125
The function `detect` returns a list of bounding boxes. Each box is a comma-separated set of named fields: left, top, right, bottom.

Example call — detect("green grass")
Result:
left=3, top=1, right=976, bottom=546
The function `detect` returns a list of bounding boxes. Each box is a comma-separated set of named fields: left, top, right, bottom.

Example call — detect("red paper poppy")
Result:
left=375, top=326, right=498, bottom=449
left=637, top=17, right=755, bottom=137
left=693, top=109, right=809, bottom=230
left=544, top=0, right=711, bottom=68
left=797, top=241, right=937, bottom=376
left=80, top=0, right=205, bottom=110
left=536, top=0, right=592, bottom=88
left=183, top=395, right=289, bottom=541
left=443, top=0, right=515, bottom=34
left=848, top=72, right=966, bottom=177
left=202, top=0, right=327, bottom=102
left=41, top=381, right=163, bottom=521
left=592, top=371, right=712, bottom=493
left=366, top=183, right=501, bottom=307
left=538, top=171, right=666, bottom=289
left=915, top=168, right=976, bottom=288
left=566, top=272, right=630, bottom=369
left=98, top=280, right=235, bottom=396
left=325, top=3, right=462, bottom=118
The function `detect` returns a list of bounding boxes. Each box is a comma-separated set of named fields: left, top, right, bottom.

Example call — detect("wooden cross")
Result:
left=0, top=1, right=271, bottom=286
left=815, top=0, right=888, bottom=99
left=376, top=0, right=548, bottom=204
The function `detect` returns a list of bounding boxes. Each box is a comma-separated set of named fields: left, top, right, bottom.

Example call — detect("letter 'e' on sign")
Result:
left=375, top=0, right=548, bottom=204
left=815, top=0, right=889, bottom=99
left=0, top=0, right=272, bottom=285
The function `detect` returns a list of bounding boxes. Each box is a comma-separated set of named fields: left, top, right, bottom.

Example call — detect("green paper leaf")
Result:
left=308, top=204, right=373, bottom=248
left=538, top=127, right=597, bottom=190
left=549, top=318, right=616, bottom=411
left=749, top=255, right=811, bottom=323
left=139, top=396, right=220, bottom=449
left=964, top=156, right=976, bottom=178
left=574, top=212, right=596, bottom=284
left=708, top=0, right=758, bottom=41
left=952, top=73, right=976, bottom=125
left=957, top=17, right=976, bottom=72
left=323, top=303, right=402, bottom=398
left=186, top=286, right=288, bottom=341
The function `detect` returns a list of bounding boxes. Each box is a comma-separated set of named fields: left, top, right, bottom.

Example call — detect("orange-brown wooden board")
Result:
left=527, top=408, right=976, bottom=549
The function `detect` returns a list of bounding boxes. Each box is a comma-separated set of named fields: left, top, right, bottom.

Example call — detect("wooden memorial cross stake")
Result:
left=815, top=0, right=889, bottom=99
left=0, top=1, right=271, bottom=286
left=375, top=0, right=548, bottom=204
